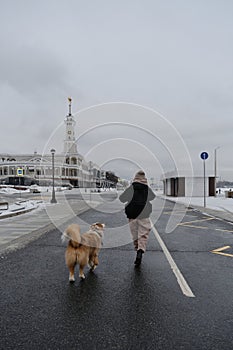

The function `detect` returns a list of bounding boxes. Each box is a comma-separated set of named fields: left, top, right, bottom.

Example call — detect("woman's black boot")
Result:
left=134, top=249, right=144, bottom=266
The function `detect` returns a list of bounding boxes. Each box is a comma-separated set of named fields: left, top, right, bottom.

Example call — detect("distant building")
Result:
left=0, top=99, right=118, bottom=188
left=162, top=170, right=215, bottom=197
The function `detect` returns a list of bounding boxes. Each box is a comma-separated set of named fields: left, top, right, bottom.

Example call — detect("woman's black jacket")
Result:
left=119, top=182, right=156, bottom=219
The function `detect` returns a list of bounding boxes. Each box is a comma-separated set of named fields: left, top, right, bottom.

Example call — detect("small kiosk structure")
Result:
left=162, top=170, right=215, bottom=197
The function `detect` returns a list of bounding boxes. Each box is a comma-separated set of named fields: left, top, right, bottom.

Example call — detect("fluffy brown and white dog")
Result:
left=62, top=222, right=105, bottom=281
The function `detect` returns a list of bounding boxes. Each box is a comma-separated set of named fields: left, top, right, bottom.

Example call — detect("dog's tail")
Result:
left=61, top=224, right=81, bottom=248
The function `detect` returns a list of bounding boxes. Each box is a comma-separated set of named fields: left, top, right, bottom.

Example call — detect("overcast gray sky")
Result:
left=0, top=0, right=233, bottom=181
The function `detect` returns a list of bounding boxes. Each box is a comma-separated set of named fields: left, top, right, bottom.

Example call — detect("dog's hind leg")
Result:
left=68, top=265, right=76, bottom=282
left=65, top=249, right=77, bottom=282
left=91, top=254, right=99, bottom=271
left=88, top=253, right=96, bottom=272
left=79, top=264, right=85, bottom=280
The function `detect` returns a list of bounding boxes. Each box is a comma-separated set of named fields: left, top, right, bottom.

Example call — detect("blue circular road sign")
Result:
left=200, top=152, right=209, bottom=160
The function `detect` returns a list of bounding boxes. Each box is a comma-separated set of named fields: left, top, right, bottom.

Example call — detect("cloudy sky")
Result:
left=0, top=0, right=233, bottom=181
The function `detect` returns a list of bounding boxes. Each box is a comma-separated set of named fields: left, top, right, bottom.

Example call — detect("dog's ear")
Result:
left=92, top=222, right=105, bottom=229
left=96, top=223, right=105, bottom=229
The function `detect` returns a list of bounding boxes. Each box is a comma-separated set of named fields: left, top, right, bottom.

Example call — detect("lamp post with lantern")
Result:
left=50, top=148, right=57, bottom=204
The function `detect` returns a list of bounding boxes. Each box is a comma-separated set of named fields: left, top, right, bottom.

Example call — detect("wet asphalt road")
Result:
left=1, top=197, right=233, bottom=350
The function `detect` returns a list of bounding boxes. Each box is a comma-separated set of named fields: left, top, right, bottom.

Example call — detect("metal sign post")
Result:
left=200, top=152, right=209, bottom=207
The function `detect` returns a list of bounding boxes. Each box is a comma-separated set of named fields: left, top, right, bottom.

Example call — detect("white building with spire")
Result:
left=63, top=97, right=78, bottom=155
left=0, top=99, right=118, bottom=189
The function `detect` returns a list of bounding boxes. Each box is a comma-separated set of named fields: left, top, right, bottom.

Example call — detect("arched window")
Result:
left=71, top=157, right=77, bottom=165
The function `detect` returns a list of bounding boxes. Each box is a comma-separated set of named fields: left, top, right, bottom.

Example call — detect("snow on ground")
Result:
left=0, top=187, right=30, bottom=194
left=1, top=184, right=232, bottom=218
left=0, top=199, right=42, bottom=218
left=0, top=185, right=70, bottom=195
left=157, top=188, right=233, bottom=213
left=0, top=185, right=117, bottom=195
left=0, top=185, right=117, bottom=219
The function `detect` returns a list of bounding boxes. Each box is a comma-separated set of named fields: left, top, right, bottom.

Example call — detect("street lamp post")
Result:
left=150, top=177, right=154, bottom=188
left=89, top=162, right=92, bottom=202
left=214, top=147, right=220, bottom=197
left=50, top=148, right=57, bottom=204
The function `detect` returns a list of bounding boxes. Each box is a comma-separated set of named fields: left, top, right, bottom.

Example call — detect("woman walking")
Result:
left=119, top=170, right=156, bottom=266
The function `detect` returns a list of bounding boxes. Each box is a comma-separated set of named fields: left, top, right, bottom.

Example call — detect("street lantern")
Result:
left=50, top=148, right=57, bottom=204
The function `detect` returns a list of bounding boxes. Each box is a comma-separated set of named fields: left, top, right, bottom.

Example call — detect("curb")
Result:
left=187, top=205, right=233, bottom=225
left=0, top=200, right=44, bottom=220
left=158, top=194, right=233, bottom=225
left=0, top=206, right=38, bottom=220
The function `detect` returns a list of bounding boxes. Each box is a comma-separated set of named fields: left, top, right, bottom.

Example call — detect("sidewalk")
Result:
left=157, top=192, right=233, bottom=224
left=0, top=188, right=119, bottom=253
left=0, top=197, right=99, bottom=254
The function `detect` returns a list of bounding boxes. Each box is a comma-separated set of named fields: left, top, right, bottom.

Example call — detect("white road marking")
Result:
left=150, top=220, right=195, bottom=298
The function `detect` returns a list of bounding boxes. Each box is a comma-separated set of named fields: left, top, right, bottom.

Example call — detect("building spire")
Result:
left=68, top=97, right=72, bottom=116
left=64, top=97, right=77, bottom=154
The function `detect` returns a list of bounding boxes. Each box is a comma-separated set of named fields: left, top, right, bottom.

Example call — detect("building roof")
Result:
left=162, top=169, right=215, bottom=179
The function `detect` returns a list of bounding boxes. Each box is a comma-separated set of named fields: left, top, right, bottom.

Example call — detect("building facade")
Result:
left=0, top=99, right=118, bottom=189
left=162, top=170, right=215, bottom=197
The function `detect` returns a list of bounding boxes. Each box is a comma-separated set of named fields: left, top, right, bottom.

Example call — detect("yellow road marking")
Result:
left=212, top=245, right=230, bottom=252
left=215, top=229, right=233, bottom=233
left=178, top=224, right=209, bottom=229
left=212, top=252, right=233, bottom=258
left=178, top=217, right=215, bottom=226
left=164, top=211, right=187, bottom=214
left=163, top=212, right=197, bottom=218
left=211, top=246, right=233, bottom=258
left=164, top=208, right=193, bottom=212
